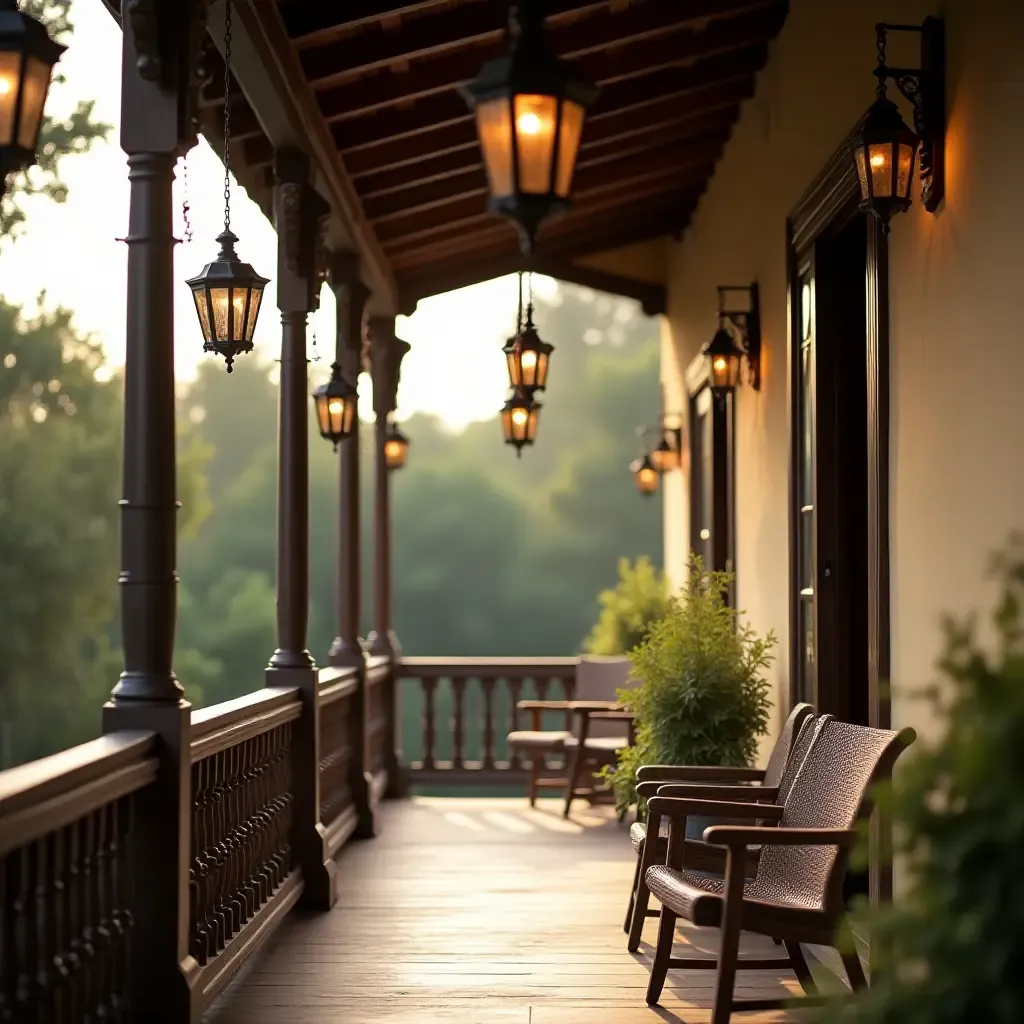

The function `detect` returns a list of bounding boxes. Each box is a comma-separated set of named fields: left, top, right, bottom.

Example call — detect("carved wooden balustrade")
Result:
left=398, top=657, right=579, bottom=787
left=0, top=733, right=158, bottom=1022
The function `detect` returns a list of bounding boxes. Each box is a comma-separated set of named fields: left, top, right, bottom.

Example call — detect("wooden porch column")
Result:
left=101, top=4, right=206, bottom=1018
left=267, top=148, right=336, bottom=910
left=366, top=317, right=410, bottom=660
left=327, top=251, right=376, bottom=836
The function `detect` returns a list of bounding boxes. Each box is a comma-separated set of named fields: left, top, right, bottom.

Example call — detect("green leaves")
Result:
left=820, top=535, right=1024, bottom=1024
left=603, top=555, right=775, bottom=810
left=582, top=556, right=669, bottom=655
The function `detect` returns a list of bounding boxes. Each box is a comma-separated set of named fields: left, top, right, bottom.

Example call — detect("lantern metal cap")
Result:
left=0, top=1, right=65, bottom=65
left=853, top=95, right=918, bottom=146
left=702, top=326, right=745, bottom=360
left=185, top=229, right=270, bottom=288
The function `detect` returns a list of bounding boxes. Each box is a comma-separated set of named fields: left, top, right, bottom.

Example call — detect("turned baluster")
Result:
left=481, top=678, right=496, bottom=769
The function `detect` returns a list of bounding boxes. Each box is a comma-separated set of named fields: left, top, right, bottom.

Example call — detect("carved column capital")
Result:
left=367, top=318, right=410, bottom=417
left=330, top=252, right=370, bottom=384
left=274, top=149, right=331, bottom=313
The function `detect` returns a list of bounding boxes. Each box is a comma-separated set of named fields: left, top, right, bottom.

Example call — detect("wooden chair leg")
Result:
left=784, top=940, right=817, bottom=996
left=562, top=747, right=586, bottom=819
left=710, top=852, right=746, bottom=1024
left=644, top=907, right=677, bottom=1005
left=624, top=851, right=641, bottom=933
left=627, top=849, right=656, bottom=952
left=527, top=755, right=539, bottom=807
left=842, top=951, right=868, bottom=991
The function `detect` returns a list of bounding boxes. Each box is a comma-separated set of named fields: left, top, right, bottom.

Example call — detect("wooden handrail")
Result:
left=190, top=686, right=302, bottom=763
left=318, top=665, right=360, bottom=706
left=0, top=731, right=158, bottom=855
left=400, top=656, right=579, bottom=680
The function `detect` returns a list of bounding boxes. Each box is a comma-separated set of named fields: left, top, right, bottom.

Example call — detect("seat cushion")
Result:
left=564, top=735, right=630, bottom=753
left=507, top=730, right=571, bottom=751
left=646, top=864, right=824, bottom=928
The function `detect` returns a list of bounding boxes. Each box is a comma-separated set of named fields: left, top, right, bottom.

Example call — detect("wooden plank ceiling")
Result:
left=240, top=0, right=788, bottom=308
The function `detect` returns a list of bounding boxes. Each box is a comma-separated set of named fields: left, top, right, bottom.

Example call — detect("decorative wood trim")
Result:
left=323, top=805, right=359, bottom=858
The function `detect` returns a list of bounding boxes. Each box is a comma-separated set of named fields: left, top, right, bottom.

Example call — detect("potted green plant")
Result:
left=582, top=555, right=669, bottom=656
left=603, top=555, right=775, bottom=816
left=822, top=534, right=1024, bottom=1024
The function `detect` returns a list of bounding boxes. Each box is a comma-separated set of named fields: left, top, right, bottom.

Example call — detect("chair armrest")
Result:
left=588, top=710, right=634, bottom=721
left=646, top=797, right=785, bottom=821
left=516, top=700, right=571, bottom=711
left=703, top=825, right=858, bottom=847
left=636, top=765, right=766, bottom=783
left=568, top=700, right=624, bottom=713
left=656, top=784, right=779, bottom=802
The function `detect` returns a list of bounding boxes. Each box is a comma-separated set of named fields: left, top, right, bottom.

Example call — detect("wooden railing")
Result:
left=187, top=688, right=303, bottom=1012
left=398, top=657, right=579, bottom=786
left=0, top=732, right=158, bottom=1021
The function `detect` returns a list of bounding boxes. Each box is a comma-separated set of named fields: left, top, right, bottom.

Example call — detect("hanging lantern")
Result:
left=384, top=421, right=410, bottom=471
left=503, top=272, right=553, bottom=393
left=0, top=0, right=65, bottom=187
left=851, top=96, right=918, bottom=229
left=500, top=387, right=540, bottom=457
left=461, top=0, right=598, bottom=254
left=312, top=362, right=358, bottom=450
left=650, top=433, right=681, bottom=474
left=185, top=0, right=269, bottom=372
left=631, top=454, right=658, bottom=497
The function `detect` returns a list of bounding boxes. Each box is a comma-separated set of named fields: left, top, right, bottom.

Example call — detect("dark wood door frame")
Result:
left=786, top=134, right=890, bottom=733
left=786, top=130, right=893, bottom=916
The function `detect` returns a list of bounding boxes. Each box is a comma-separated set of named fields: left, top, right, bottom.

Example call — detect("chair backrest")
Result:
left=755, top=719, right=916, bottom=916
left=775, top=713, right=831, bottom=806
left=762, top=702, right=815, bottom=789
left=575, top=655, right=634, bottom=739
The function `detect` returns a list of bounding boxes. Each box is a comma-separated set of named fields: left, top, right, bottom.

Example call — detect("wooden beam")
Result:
left=384, top=169, right=710, bottom=261
left=299, top=0, right=609, bottom=85
left=343, top=75, right=754, bottom=178
left=332, top=44, right=767, bottom=151
left=359, top=102, right=741, bottom=200
left=281, top=1, right=455, bottom=49
left=305, top=0, right=767, bottom=93
left=318, top=4, right=785, bottom=120
left=395, top=202, right=695, bottom=308
left=363, top=128, right=727, bottom=223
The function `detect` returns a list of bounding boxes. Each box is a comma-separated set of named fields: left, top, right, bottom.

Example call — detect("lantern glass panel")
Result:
left=18, top=56, right=49, bottom=151
left=854, top=146, right=869, bottom=200
left=710, top=352, right=741, bottom=391
left=193, top=289, right=212, bottom=344
left=896, top=142, right=915, bottom=199
left=210, top=287, right=230, bottom=342
left=0, top=52, right=20, bottom=145
left=514, top=93, right=557, bottom=194
left=868, top=142, right=896, bottom=196
left=555, top=99, right=584, bottom=198
left=245, top=287, right=262, bottom=341
left=315, top=396, right=331, bottom=437
left=476, top=97, right=514, bottom=198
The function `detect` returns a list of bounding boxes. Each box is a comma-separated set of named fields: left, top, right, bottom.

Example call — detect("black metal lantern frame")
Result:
left=500, top=386, right=541, bottom=457
left=312, top=361, right=358, bottom=450
left=0, top=0, right=64, bottom=183
left=702, top=283, right=762, bottom=402
left=384, top=420, right=410, bottom=471
left=184, top=0, right=270, bottom=372
left=635, top=418, right=683, bottom=475
left=503, top=270, right=553, bottom=394
left=852, top=18, right=945, bottom=228
left=460, top=0, right=598, bottom=254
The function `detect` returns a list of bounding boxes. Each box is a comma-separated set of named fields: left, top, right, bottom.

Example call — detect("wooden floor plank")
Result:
left=204, top=797, right=804, bottom=1023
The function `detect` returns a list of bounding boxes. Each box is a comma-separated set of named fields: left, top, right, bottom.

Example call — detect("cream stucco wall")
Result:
left=660, top=0, right=1024, bottom=759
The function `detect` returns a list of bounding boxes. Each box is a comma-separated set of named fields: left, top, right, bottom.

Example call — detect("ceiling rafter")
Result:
left=319, top=3, right=785, bottom=120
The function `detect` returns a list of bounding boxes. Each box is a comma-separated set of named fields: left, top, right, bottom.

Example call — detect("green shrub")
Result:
left=824, top=534, right=1024, bottom=1024
left=582, top=555, right=669, bottom=656
left=603, top=555, right=775, bottom=811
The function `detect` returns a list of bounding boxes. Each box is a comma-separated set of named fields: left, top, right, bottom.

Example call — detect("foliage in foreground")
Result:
left=582, top=555, right=669, bottom=656
left=824, top=534, right=1024, bottom=1024
left=603, top=556, right=775, bottom=810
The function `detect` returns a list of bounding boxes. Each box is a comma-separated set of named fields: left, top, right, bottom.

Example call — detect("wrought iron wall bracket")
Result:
left=875, top=17, right=945, bottom=212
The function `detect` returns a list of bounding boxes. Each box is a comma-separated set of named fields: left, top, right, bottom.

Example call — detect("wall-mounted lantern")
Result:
left=630, top=454, right=659, bottom=497
left=461, top=0, right=598, bottom=254
left=0, top=0, right=65, bottom=190
left=650, top=421, right=684, bottom=474
left=701, top=283, right=761, bottom=402
left=503, top=272, right=553, bottom=394
left=312, top=362, right=358, bottom=450
left=185, top=0, right=269, bottom=372
left=851, top=18, right=945, bottom=230
left=384, top=420, right=410, bottom=471
left=500, top=386, right=540, bottom=457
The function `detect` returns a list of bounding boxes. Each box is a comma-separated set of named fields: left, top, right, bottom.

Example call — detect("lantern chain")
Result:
left=516, top=270, right=524, bottom=332
left=181, top=150, right=193, bottom=244
left=223, top=0, right=233, bottom=233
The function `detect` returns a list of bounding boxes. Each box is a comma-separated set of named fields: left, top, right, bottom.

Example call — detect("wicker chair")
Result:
left=624, top=702, right=815, bottom=951
left=643, top=718, right=916, bottom=1022
left=507, top=655, right=634, bottom=810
